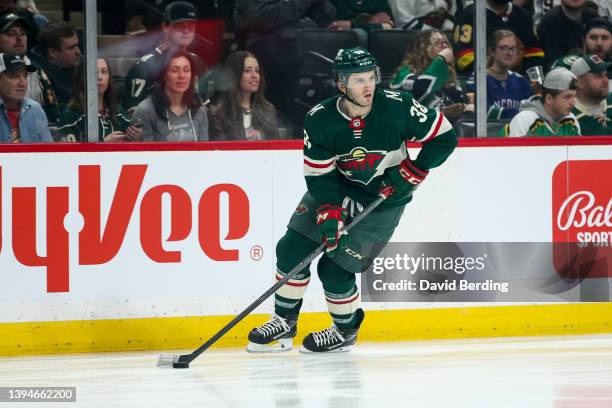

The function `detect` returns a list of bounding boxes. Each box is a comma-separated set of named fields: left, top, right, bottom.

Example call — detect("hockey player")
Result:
left=246, top=48, right=457, bottom=353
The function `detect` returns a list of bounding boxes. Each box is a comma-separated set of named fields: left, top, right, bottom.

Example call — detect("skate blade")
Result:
left=298, top=344, right=353, bottom=354
left=246, top=338, right=293, bottom=353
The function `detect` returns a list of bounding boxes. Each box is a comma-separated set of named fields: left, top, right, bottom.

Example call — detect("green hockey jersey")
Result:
left=505, top=96, right=581, bottom=136
left=572, top=94, right=612, bottom=136
left=303, top=88, right=457, bottom=208
left=389, top=56, right=451, bottom=109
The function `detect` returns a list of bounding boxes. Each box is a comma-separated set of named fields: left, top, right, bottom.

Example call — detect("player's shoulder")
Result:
left=304, top=96, right=340, bottom=123
left=374, top=88, right=416, bottom=113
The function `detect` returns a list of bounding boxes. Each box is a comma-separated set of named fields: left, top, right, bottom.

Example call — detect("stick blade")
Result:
left=157, top=353, right=190, bottom=369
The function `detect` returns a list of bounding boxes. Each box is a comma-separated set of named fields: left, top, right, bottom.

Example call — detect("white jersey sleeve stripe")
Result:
left=304, top=157, right=336, bottom=176
left=419, top=112, right=451, bottom=143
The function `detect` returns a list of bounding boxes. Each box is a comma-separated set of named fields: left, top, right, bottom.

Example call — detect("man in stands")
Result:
left=0, top=52, right=51, bottom=142
left=0, top=12, right=59, bottom=123
left=506, top=68, right=580, bottom=136
left=123, top=1, right=207, bottom=113
left=571, top=54, right=612, bottom=136
left=30, top=21, right=81, bottom=121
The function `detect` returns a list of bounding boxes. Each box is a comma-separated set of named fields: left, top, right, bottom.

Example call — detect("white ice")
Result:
left=1, top=334, right=612, bottom=407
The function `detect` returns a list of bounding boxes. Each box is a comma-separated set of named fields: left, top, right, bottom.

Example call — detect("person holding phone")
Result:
left=58, top=58, right=136, bottom=142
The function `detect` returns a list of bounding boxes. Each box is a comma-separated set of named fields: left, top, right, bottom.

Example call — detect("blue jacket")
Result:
left=0, top=97, right=52, bottom=142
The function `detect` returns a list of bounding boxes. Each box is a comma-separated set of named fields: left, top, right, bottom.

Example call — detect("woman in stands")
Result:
left=129, top=50, right=209, bottom=141
left=58, top=58, right=131, bottom=142
left=467, top=29, right=534, bottom=121
left=207, top=51, right=279, bottom=140
left=390, top=29, right=473, bottom=123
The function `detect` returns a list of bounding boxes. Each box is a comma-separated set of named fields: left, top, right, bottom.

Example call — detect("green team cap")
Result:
left=551, top=54, right=580, bottom=71
left=333, top=47, right=381, bottom=84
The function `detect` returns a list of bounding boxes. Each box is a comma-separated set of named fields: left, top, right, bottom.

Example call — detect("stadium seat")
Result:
left=295, top=29, right=359, bottom=109
left=454, top=119, right=510, bottom=138
left=369, top=30, right=418, bottom=84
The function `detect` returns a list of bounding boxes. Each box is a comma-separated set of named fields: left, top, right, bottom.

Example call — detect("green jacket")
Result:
left=58, top=105, right=130, bottom=142
left=572, top=94, right=612, bottom=136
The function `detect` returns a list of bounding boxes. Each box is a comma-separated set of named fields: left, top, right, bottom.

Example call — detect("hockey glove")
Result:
left=382, top=159, right=428, bottom=199
left=316, top=204, right=349, bottom=257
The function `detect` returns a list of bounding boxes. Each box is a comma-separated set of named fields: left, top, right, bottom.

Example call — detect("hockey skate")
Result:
left=300, top=308, right=365, bottom=353
left=246, top=314, right=297, bottom=353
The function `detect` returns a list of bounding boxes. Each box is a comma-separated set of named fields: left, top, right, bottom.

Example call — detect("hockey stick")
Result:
left=157, top=188, right=393, bottom=368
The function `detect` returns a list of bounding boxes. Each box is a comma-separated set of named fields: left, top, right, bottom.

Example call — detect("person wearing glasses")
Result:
left=466, top=29, right=533, bottom=121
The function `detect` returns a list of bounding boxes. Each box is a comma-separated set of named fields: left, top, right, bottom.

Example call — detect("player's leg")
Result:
left=300, top=257, right=364, bottom=353
left=300, top=203, right=405, bottom=353
left=247, top=229, right=319, bottom=353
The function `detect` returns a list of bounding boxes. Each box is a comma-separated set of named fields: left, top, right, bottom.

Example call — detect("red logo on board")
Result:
left=552, top=160, right=612, bottom=278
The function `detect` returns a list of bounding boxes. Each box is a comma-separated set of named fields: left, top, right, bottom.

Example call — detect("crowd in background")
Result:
left=2, top=0, right=612, bottom=142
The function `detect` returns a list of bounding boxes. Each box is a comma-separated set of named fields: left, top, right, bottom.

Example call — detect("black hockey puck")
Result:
left=173, top=361, right=190, bottom=369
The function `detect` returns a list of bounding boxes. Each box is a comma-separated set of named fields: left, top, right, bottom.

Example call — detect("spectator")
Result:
left=467, top=29, right=533, bottom=120
left=583, top=16, right=612, bottom=61
left=130, top=50, right=209, bottom=141
left=233, top=0, right=336, bottom=133
left=327, top=0, right=394, bottom=40
left=208, top=51, right=279, bottom=140
left=537, top=0, right=598, bottom=69
left=388, top=0, right=455, bottom=30
left=0, top=52, right=51, bottom=142
left=15, top=0, right=48, bottom=29
left=454, top=0, right=544, bottom=75
left=58, top=58, right=133, bottom=142
left=30, top=21, right=81, bottom=116
left=506, top=68, right=580, bottom=136
left=570, top=53, right=612, bottom=135
left=390, top=29, right=473, bottom=123
left=0, top=13, right=40, bottom=99
left=125, top=0, right=217, bottom=33
left=123, top=1, right=207, bottom=113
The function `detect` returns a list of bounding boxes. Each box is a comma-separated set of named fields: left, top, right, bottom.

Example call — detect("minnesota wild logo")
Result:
left=294, top=203, right=308, bottom=215
left=336, top=147, right=387, bottom=185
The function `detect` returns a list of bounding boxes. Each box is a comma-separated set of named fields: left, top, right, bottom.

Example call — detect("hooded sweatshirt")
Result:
left=506, top=96, right=580, bottom=137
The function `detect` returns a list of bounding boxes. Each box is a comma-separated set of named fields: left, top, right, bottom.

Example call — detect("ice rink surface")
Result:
left=1, top=334, right=612, bottom=407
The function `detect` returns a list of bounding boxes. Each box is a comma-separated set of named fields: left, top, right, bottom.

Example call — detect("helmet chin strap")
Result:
left=339, top=86, right=368, bottom=109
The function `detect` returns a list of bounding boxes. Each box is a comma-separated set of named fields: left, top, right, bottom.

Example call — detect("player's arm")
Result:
left=382, top=94, right=456, bottom=199
left=407, top=98, right=457, bottom=171
left=303, top=128, right=343, bottom=206
left=303, top=115, right=347, bottom=255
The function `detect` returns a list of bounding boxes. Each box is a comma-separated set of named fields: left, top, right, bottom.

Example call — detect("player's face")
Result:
left=550, top=89, right=577, bottom=117
left=584, top=28, right=612, bottom=59
left=0, top=23, right=28, bottom=54
left=0, top=68, right=28, bottom=105
left=164, top=56, right=192, bottom=94
left=492, top=36, right=518, bottom=69
left=344, top=71, right=376, bottom=107
left=240, top=56, right=260, bottom=94
left=166, top=21, right=196, bottom=48
left=97, top=58, right=110, bottom=95
left=580, top=71, right=609, bottom=100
